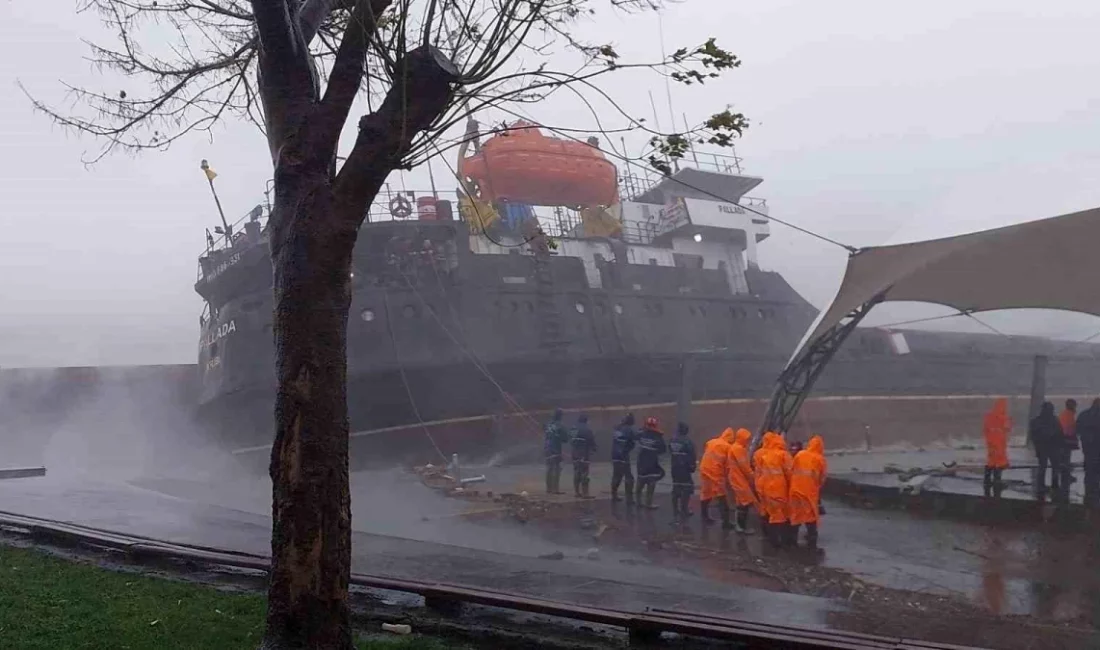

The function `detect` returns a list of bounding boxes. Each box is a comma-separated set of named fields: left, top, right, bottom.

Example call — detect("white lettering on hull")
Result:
left=206, top=252, right=242, bottom=281
left=200, top=319, right=236, bottom=349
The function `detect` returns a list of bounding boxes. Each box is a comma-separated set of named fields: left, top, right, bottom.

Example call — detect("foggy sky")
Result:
left=3, top=0, right=1100, bottom=367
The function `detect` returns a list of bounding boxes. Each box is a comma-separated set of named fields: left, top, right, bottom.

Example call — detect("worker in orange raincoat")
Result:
left=789, top=435, right=827, bottom=547
left=753, top=432, right=793, bottom=546
left=699, top=428, right=736, bottom=528
left=725, top=428, right=758, bottom=534
left=982, top=398, right=1012, bottom=498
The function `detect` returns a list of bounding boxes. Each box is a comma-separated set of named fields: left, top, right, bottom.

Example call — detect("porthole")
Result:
left=575, top=302, right=586, bottom=314
left=360, top=308, right=375, bottom=322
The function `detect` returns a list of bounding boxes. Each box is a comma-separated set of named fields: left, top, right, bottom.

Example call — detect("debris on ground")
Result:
left=381, top=622, right=412, bottom=635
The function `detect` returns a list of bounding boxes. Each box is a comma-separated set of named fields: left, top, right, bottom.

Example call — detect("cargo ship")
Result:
left=188, top=120, right=1100, bottom=462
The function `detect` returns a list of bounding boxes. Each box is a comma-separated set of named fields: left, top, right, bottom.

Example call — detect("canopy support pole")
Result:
left=759, top=292, right=888, bottom=441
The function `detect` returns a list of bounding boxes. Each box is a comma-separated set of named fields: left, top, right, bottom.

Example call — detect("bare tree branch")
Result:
left=314, top=0, right=394, bottom=156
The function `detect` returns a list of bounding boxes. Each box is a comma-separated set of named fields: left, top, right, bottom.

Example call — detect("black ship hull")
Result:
left=194, top=221, right=1100, bottom=464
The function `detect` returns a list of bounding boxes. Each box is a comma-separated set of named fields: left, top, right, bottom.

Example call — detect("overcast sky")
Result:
left=3, top=0, right=1100, bottom=367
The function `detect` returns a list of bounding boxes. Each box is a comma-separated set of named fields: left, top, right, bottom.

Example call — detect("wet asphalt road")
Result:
left=3, top=451, right=1100, bottom=635
left=0, top=468, right=838, bottom=629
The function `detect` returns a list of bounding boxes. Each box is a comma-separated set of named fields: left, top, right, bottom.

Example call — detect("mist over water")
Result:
left=2, top=366, right=227, bottom=482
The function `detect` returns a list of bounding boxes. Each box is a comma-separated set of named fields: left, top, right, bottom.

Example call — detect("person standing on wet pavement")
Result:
left=699, top=428, right=736, bottom=529
left=610, top=413, right=637, bottom=504
left=982, top=398, right=1012, bottom=498
left=754, top=431, right=793, bottom=546
left=1058, top=399, right=1080, bottom=502
left=1077, top=398, right=1100, bottom=507
left=789, top=435, right=827, bottom=547
left=570, top=413, right=597, bottom=499
left=634, top=416, right=667, bottom=509
left=668, top=422, right=697, bottom=523
left=544, top=407, right=568, bottom=495
left=1029, top=401, right=1064, bottom=502
left=726, top=427, right=759, bottom=534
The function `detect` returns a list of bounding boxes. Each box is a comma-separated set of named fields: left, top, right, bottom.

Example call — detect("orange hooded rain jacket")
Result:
left=726, top=428, right=758, bottom=508
left=983, top=398, right=1012, bottom=470
left=789, top=435, right=827, bottom=526
left=753, top=432, right=792, bottom=524
left=700, top=427, right=735, bottom=502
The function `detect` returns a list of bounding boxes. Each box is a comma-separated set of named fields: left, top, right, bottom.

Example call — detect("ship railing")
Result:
left=196, top=202, right=271, bottom=282
left=618, top=149, right=764, bottom=202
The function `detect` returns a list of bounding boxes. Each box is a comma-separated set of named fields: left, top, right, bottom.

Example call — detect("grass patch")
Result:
left=0, top=544, right=459, bottom=649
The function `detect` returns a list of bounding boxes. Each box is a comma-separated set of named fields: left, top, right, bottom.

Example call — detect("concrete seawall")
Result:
left=3, top=363, right=1095, bottom=470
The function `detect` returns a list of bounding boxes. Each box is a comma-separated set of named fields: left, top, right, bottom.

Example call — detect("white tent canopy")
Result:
left=789, top=205, right=1100, bottom=366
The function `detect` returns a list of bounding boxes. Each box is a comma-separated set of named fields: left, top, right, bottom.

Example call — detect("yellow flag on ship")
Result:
left=200, top=158, right=218, bottom=181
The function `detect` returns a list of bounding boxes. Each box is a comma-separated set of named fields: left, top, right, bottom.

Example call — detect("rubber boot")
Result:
left=719, top=498, right=735, bottom=530
left=700, top=499, right=714, bottom=525
left=806, top=523, right=819, bottom=548
left=644, top=482, right=658, bottom=510
left=784, top=524, right=798, bottom=547
left=682, top=493, right=694, bottom=519
left=735, top=506, right=752, bottom=534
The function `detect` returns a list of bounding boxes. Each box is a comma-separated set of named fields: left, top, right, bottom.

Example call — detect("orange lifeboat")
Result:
left=458, top=121, right=619, bottom=207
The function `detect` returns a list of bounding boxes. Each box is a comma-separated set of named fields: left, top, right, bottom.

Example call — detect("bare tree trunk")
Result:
left=261, top=173, right=357, bottom=650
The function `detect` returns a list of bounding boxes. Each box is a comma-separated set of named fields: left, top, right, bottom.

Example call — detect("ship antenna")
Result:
left=657, top=13, right=677, bottom=138
left=682, top=113, right=700, bottom=166
left=648, top=91, right=676, bottom=173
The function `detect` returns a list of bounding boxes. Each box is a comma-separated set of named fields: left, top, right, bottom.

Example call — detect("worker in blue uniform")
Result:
left=668, top=422, right=697, bottom=522
left=634, top=416, right=668, bottom=510
left=570, top=413, right=597, bottom=499
left=610, top=413, right=637, bottom=504
left=544, top=407, right=567, bottom=495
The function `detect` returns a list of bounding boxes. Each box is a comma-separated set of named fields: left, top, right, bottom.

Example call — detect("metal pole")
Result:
left=207, top=177, right=230, bottom=236
left=427, top=158, right=439, bottom=199
left=682, top=113, right=700, bottom=166
left=676, top=354, right=695, bottom=429
left=1028, top=355, right=1048, bottom=427
left=1028, top=354, right=1047, bottom=500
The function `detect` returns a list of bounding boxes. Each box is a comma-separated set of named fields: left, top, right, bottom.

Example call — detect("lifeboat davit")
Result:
left=458, top=121, right=619, bottom=207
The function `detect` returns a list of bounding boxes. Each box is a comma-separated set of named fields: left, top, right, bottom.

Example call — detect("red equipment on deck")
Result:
left=457, top=121, right=619, bottom=207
